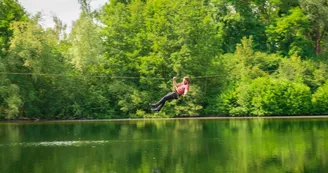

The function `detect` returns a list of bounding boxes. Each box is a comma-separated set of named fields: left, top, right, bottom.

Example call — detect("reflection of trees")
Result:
left=0, top=124, right=22, bottom=173
left=0, top=119, right=328, bottom=172
left=219, top=119, right=328, bottom=172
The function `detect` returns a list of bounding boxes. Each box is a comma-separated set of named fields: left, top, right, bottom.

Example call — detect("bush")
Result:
left=230, top=77, right=312, bottom=116
left=312, top=81, right=328, bottom=114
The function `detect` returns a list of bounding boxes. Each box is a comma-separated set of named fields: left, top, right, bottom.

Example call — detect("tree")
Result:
left=266, top=7, right=313, bottom=57
left=0, top=0, right=26, bottom=118
left=300, top=0, right=328, bottom=56
left=0, top=0, right=27, bottom=57
left=4, top=19, right=68, bottom=118
left=209, top=0, right=267, bottom=52
left=68, top=12, right=104, bottom=72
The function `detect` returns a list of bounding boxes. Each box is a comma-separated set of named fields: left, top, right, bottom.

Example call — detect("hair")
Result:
left=183, top=76, right=190, bottom=84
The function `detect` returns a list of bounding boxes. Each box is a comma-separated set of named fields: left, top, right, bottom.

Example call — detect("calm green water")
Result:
left=0, top=118, right=328, bottom=173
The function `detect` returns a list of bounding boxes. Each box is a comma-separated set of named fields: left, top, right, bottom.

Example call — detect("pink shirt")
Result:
left=176, top=84, right=189, bottom=95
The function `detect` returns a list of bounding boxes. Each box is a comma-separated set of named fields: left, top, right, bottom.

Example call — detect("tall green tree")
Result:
left=0, top=0, right=27, bottom=57
left=0, top=0, right=26, bottom=118
left=300, top=0, right=328, bottom=56
left=68, top=12, right=104, bottom=73
left=266, top=7, right=313, bottom=57
left=209, top=0, right=267, bottom=52
left=4, top=19, right=67, bottom=118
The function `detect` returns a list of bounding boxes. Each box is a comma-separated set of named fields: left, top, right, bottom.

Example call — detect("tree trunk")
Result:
left=315, top=24, right=322, bottom=56
left=316, top=37, right=321, bottom=56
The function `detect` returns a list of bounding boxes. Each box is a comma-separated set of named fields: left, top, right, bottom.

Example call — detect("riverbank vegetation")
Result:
left=1, top=0, right=328, bottom=119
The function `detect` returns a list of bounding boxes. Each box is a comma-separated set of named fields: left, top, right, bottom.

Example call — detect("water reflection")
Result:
left=0, top=118, right=328, bottom=173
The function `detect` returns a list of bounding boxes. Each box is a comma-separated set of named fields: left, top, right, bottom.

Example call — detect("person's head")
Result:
left=183, top=76, right=190, bottom=85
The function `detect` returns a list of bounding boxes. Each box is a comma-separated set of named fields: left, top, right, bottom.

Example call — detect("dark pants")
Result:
left=153, top=92, right=178, bottom=111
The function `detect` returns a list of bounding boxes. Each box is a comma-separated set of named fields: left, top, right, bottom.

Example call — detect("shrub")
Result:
left=312, top=81, right=328, bottom=114
left=231, top=77, right=312, bottom=116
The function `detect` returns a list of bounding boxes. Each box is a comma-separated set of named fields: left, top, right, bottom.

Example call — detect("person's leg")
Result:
left=151, top=92, right=178, bottom=111
left=151, top=92, right=177, bottom=107
left=153, top=102, right=165, bottom=112
left=150, top=95, right=167, bottom=108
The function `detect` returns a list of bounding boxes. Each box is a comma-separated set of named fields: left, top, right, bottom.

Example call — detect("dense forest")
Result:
left=1, top=0, right=328, bottom=119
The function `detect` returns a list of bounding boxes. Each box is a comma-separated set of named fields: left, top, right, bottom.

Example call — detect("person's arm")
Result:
left=173, top=77, right=182, bottom=88
left=183, top=88, right=188, bottom=97
left=173, top=77, right=177, bottom=87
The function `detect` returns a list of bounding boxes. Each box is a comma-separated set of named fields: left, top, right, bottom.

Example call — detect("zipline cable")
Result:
left=0, top=72, right=227, bottom=79
left=0, top=69, right=279, bottom=80
left=0, top=72, right=167, bottom=80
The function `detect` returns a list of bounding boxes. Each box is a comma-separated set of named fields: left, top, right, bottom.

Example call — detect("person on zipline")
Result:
left=149, top=76, right=190, bottom=112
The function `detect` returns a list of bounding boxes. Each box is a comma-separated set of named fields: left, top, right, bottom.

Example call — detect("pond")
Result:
left=0, top=118, right=327, bottom=173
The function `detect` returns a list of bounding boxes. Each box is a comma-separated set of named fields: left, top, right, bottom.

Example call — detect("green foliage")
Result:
left=1, top=0, right=328, bottom=119
left=210, top=0, right=268, bottom=53
left=0, top=82, right=21, bottom=119
left=4, top=84, right=21, bottom=118
left=216, top=38, right=316, bottom=116
left=3, top=20, right=68, bottom=118
left=7, top=18, right=67, bottom=74
left=0, top=0, right=27, bottom=57
left=99, top=0, right=218, bottom=117
left=68, top=12, right=104, bottom=72
left=222, top=37, right=282, bottom=83
left=230, top=77, right=312, bottom=116
left=312, top=81, right=328, bottom=114
left=299, top=0, right=328, bottom=55
left=101, top=0, right=219, bottom=77
left=277, top=56, right=328, bottom=91
left=208, top=85, right=236, bottom=115
left=266, top=7, right=312, bottom=57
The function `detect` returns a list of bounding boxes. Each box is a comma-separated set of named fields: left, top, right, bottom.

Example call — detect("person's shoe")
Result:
left=151, top=108, right=159, bottom=112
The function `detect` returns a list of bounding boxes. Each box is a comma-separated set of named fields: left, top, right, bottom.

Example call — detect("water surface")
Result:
left=0, top=118, right=327, bottom=173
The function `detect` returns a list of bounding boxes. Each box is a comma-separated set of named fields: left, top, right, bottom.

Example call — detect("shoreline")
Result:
left=1, top=115, right=328, bottom=123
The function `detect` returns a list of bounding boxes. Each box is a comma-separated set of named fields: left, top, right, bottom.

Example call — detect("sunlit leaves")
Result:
left=0, top=0, right=27, bottom=57
left=312, top=81, right=328, bottom=114
left=266, top=7, right=312, bottom=57
left=69, top=14, right=104, bottom=72
left=230, top=77, right=312, bottom=116
left=8, top=21, right=63, bottom=74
